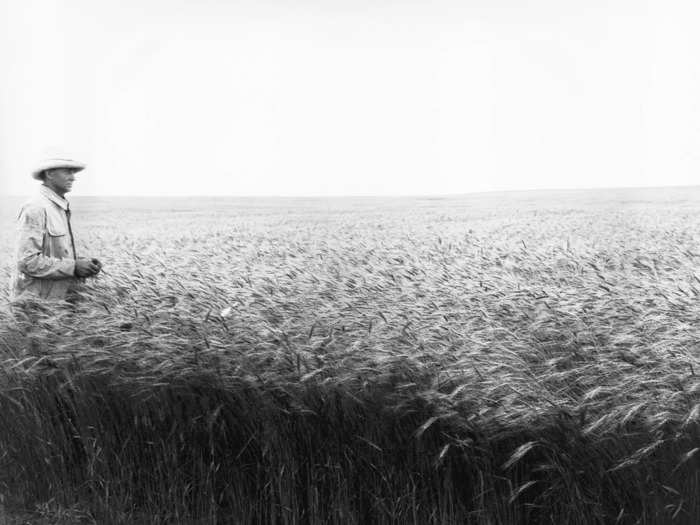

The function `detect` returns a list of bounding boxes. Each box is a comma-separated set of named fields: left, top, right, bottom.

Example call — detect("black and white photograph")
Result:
left=1, top=1, right=699, bottom=523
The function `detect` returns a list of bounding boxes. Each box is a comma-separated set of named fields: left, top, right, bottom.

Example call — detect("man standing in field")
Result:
left=10, top=158, right=102, bottom=303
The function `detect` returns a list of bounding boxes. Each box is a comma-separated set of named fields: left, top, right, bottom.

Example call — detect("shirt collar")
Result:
left=39, top=184, right=69, bottom=211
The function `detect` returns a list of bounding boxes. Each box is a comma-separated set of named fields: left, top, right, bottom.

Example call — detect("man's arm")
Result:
left=15, top=204, right=76, bottom=279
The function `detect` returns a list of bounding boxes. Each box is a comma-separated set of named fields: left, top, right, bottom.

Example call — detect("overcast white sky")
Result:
left=1, top=0, right=699, bottom=197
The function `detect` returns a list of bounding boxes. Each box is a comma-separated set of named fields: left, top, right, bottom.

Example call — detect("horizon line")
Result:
left=1, top=183, right=699, bottom=199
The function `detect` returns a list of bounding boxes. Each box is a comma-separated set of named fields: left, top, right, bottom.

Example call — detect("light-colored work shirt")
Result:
left=10, top=185, right=80, bottom=301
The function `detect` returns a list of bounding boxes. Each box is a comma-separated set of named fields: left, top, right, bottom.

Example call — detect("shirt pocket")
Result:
left=45, top=210, right=71, bottom=258
left=46, top=209, right=68, bottom=236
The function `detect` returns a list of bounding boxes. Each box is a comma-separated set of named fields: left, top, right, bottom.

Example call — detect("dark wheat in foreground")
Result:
left=0, top=191, right=698, bottom=524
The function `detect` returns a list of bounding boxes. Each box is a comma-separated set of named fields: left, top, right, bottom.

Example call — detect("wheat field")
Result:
left=0, top=189, right=699, bottom=524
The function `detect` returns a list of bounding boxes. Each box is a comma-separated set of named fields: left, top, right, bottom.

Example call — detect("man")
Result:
left=10, top=158, right=102, bottom=302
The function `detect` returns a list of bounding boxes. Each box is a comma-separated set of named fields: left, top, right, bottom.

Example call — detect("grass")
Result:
left=0, top=190, right=699, bottom=523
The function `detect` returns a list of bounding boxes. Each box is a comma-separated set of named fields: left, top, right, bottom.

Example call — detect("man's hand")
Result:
left=75, top=257, right=102, bottom=278
left=91, top=258, right=103, bottom=274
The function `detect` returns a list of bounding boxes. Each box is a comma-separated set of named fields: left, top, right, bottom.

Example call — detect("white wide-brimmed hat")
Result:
left=31, top=158, right=86, bottom=180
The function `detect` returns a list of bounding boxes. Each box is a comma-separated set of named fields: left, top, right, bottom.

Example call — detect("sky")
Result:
left=1, top=0, right=699, bottom=197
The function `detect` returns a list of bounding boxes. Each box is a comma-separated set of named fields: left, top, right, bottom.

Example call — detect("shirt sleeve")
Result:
left=15, top=204, right=76, bottom=279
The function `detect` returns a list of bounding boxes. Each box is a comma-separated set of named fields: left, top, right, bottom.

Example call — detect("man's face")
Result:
left=44, top=168, right=78, bottom=195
